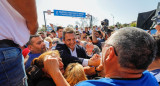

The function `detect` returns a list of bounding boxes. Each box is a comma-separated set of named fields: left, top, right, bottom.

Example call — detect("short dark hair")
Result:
left=153, top=34, right=160, bottom=59
left=46, top=33, right=51, bottom=37
left=51, top=30, right=56, bottom=33
left=105, top=29, right=113, bottom=37
left=62, top=27, right=75, bottom=40
left=27, top=35, right=40, bottom=46
left=108, top=27, right=157, bottom=70
left=88, top=35, right=92, bottom=41
left=38, top=32, right=44, bottom=35
left=97, top=31, right=101, bottom=35
left=57, top=26, right=63, bottom=31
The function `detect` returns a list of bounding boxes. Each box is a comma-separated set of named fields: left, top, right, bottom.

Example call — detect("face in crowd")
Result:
left=31, top=50, right=64, bottom=76
left=57, top=29, right=63, bottom=38
left=95, top=31, right=100, bottom=38
left=63, top=33, right=76, bottom=51
left=29, top=36, right=46, bottom=54
left=49, top=52, right=64, bottom=74
left=51, top=32, right=57, bottom=38
left=85, top=27, right=88, bottom=32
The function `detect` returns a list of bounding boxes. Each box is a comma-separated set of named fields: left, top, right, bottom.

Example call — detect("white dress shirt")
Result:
left=69, top=45, right=88, bottom=67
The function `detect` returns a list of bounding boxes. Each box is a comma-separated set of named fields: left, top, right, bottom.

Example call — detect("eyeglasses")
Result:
left=104, top=44, right=118, bottom=56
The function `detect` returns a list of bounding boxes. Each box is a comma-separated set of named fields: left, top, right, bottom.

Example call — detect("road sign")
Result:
left=54, top=9, right=86, bottom=18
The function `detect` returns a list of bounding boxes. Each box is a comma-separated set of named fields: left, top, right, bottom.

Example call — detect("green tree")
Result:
left=116, top=22, right=122, bottom=28
left=122, top=23, right=129, bottom=27
left=130, top=22, right=137, bottom=27
left=75, top=15, right=98, bottom=28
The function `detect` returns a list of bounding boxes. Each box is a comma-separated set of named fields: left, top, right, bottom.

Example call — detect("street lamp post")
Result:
left=90, top=15, right=93, bottom=28
left=43, top=10, right=54, bottom=31
left=111, top=14, right=114, bottom=26
left=86, top=14, right=93, bottom=28
left=43, top=11, right=47, bottom=31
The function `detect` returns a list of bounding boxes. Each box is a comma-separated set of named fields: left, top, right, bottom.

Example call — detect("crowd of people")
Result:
left=0, top=0, right=160, bottom=86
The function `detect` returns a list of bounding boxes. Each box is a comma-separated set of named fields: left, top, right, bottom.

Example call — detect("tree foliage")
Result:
left=130, top=22, right=137, bottom=27
left=75, top=15, right=98, bottom=28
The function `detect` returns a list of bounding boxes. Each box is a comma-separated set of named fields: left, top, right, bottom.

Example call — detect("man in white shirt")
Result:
left=56, top=27, right=100, bottom=68
left=0, top=0, right=38, bottom=85
left=114, top=25, right=119, bottom=31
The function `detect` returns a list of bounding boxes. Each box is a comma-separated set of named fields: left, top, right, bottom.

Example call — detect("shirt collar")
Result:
left=69, top=45, right=76, bottom=52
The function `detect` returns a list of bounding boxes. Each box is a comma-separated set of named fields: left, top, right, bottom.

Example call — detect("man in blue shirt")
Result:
left=148, top=34, right=160, bottom=83
left=76, top=27, right=158, bottom=86
left=25, top=35, right=46, bottom=69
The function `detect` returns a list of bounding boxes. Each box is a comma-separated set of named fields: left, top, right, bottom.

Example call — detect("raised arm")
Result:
left=8, top=0, right=38, bottom=35
left=92, top=28, right=98, bottom=43
left=155, top=25, right=160, bottom=34
left=44, top=56, right=70, bottom=86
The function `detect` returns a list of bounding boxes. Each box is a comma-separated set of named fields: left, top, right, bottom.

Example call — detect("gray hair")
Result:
left=93, top=45, right=101, bottom=54
left=107, top=27, right=157, bottom=70
left=62, top=27, right=76, bottom=40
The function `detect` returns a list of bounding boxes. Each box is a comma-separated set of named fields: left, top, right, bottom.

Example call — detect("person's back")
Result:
left=76, top=71, right=157, bottom=86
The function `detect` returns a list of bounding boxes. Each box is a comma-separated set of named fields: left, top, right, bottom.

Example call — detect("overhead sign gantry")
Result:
left=43, top=9, right=92, bottom=31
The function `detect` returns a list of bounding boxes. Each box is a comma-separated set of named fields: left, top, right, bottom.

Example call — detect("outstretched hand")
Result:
left=88, top=54, right=101, bottom=67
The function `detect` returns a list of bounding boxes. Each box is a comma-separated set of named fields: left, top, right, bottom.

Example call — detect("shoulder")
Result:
left=56, top=43, right=67, bottom=49
left=143, top=70, right=156, bottom=77
left=150, top=70, right=160, bottom=82
left=75, top=45, right=86, bottom=52
left=141, top=71, right=159, bottom=85
left=76, top=44, right=84, bottom=49
left=75, top=78, right=114, bottom=86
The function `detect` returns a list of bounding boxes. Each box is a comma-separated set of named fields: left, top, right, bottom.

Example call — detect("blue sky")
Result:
left=36, top=0, right=159, bottom=27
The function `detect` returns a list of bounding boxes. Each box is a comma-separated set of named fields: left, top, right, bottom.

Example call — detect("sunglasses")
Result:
left=104, top=44, right=118, bottom=56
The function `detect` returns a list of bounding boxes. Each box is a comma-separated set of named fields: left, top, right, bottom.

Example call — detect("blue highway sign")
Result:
left=54, top=9, right=86, bottom=18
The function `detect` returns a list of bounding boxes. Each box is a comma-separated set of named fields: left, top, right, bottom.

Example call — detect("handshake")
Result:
left=88, top=54, right=101, bottom=67
left=84, top=54, right=104, bottom=76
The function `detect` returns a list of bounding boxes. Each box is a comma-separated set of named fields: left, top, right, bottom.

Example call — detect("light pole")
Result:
left=111, top=14, right=114, bottom=26
left=86, top=14, right=93, bottom=28
left=43, top=11, right=47, bottom=31
left=43, top=10, right=54, bottom=31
